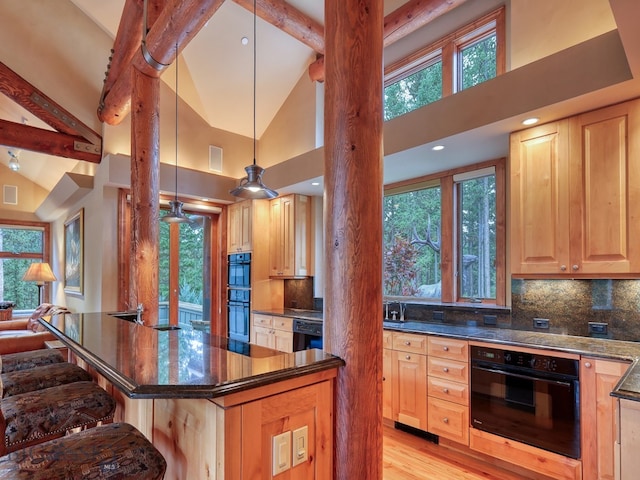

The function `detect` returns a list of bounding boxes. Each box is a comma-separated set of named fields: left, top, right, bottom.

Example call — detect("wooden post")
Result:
left=324, top=1, right=384, bottom=479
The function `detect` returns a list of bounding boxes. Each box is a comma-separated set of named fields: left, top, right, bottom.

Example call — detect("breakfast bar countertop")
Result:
left=38, top=312, right=343, bottom=399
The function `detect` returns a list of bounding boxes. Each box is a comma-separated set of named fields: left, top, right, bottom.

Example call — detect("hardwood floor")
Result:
left=383, top=424, right=532, bottom=480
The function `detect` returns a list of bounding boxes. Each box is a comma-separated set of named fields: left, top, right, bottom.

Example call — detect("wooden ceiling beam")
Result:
left=232, top=0, right=324, bottom=54
left=309, top=0, right=468, bottom=82
left=0, top=119, right=102, bottom=163
left=0, top=61, right=102, bottom=146
left=98, top=0, right=226, bottom=125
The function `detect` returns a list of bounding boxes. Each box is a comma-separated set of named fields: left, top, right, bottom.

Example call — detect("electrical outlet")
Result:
left=533, top=318, right=550, bottom=329
left=433, top=311, right=444, bottom=321
left=588, top=322, right=608, bottom=335
left=292, top=426, right=309, bottom=467
left=483, top=315, right=497, bottom=326
left=272, top=431, right=291, bottom=476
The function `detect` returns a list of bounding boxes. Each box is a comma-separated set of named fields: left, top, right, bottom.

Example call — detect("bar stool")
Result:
left=0, top=362, right=93, bottom=398
left=0, top=349, right=64, bottom=374
left=0, top=381, right=116, bottom=455
left=0, top=422, right=166, bottom=479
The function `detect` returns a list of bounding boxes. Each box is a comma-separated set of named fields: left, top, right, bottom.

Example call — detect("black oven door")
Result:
left=471, top=361, right=580, bottom=459
left=228, top=301, right=249, bottom=342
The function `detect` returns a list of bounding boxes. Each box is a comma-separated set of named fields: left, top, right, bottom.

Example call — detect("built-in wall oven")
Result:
left=227, top=253, right=251, bottom=342
left=470, top=345, right=580, bottom=459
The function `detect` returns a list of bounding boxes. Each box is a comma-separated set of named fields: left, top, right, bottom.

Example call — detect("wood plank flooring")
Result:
left=383, top=424, right=532, bottom=480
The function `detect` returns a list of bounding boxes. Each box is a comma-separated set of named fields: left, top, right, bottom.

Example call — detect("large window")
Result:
left=384, top=7, right=505, bottom=120
left=0, top=222, right=50, bottom=310
left=383, top=160, right=505, bottom=305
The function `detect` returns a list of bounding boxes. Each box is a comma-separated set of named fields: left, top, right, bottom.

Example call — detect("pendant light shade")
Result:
left=230, top=0, right=278, bottom=200
left=8, top=150, right=20, bottom=172
left=162, top=44, right=191, bottom=224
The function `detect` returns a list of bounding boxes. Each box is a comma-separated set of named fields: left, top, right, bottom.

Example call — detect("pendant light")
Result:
left=230, top=0, right=278, bottom=200
left=162, top=44, right=191, bottom=224
left=8, top=150, right=20, bottom=172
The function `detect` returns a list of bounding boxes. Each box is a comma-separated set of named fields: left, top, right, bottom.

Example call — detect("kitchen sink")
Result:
left=108, top=312, right=140, bottom=322
left=151, top=325, right=181, bottom=331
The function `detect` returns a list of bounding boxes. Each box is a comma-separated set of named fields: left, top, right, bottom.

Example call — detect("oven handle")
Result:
left=472, top=364, right=575, bottom=387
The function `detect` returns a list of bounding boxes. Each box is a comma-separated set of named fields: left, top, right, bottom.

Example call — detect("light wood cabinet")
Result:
left=227, top=200, right=253, bottom=252
left=619, top=398, right=640, bottom=480
left=511, top=99, right=640, bottom=276
left=269, top=194, right=312, bottom=278
left=250, top=314, right=293, bottom=353
left=383, top=331, right=393, bottom=420
left=392, top=332, right=428, bottom=430
left=427, top=337, right=469, bottom=445
left=581, top=357, right=629, bottom=480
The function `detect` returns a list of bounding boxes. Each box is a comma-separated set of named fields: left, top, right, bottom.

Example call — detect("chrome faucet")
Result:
left=135, top=303, right=144, bottom=325
left=384, top=301, right=390, bottom=321
left=399, top=303, right=406, bottom=322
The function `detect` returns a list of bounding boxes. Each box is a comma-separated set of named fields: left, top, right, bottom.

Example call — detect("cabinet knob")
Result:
left=584, top=362, right=592, bottom=368
left=560, top=265, right=567, bottom=271
left=443, top=417, right=449, bottom=424
left=443, top=346, right=449, bottom=351
left=405, top=341, right=411, bottom=346
left=443, top=367, right=449, bottom=373
left=382, top=376, right=386, bottom=382
left=405, top=355, right=411, bottom=360
left=572, top=264, right=579, bottom=271
left=443, top=388, right=449, bottom=394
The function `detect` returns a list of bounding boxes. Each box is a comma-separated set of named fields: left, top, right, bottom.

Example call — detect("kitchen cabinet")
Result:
left=227, top=200, right=253, bottom=253
left=619, top=398, right=640, bottom=480
left=392, top=332, right=428, bottom=430
left=383, top=331, right=393, bottom=420
left=427, top=337, right=469, bottom=445
left=511, top=98, right=640, bottom=276
left=269, top=194, right=312, bottom=278
left=250, top=314, right=293, bottom=353
left=581, top=357, right=629, bottom=480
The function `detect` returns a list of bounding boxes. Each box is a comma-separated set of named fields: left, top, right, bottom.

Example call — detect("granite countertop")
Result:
left=253, top=308, right=323, bottom=322
left=38, top=312, right=343, bottom=399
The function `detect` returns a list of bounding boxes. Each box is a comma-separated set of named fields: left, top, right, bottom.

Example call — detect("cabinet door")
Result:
left=383, top=347, right=393, bottom=420
left=569, top=100, right=640, bottom=274
left=269, top=198, right=283, bottom=276
left=227, top=201, right=252, bottom=252
left=253, top=325, right=274, bottom=349
left=273, top=329, right=293, bottom=353
left=392, top=350, right=427, bottom=430
left=581, top=357, right=629, bottom=480
left=510, top=120, right=570, bottom=274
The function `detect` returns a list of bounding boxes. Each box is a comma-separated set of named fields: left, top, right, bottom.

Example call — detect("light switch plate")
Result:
left=272, top=431, right=291, bottom=476
left=292, top=426, right=309, bottom=467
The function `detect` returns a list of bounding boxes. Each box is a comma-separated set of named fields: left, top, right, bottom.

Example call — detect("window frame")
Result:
left=384, top=7, right=505, bottom=108
left=383, top=157, right=506, bottom=306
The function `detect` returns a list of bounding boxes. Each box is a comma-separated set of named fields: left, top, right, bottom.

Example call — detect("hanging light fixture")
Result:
left=161, top=44, right=191, bottom=224
left=8, top=150, right=20, bottom=172
left=230, top=0, right=278, bottom=200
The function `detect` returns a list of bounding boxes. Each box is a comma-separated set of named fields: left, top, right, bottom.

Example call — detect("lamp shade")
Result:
left=22, top=262, right=57, bottom=285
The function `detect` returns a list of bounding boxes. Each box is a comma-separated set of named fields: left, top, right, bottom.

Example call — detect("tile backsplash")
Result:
left=511, top=279, right=640, bottom=341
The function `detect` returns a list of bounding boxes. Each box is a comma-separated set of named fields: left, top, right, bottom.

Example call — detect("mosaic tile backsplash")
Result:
left=511, top=279, right=640, bottom=341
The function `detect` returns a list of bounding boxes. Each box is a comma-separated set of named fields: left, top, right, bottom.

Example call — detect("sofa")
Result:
left=0, top=304, right=69, bottom=355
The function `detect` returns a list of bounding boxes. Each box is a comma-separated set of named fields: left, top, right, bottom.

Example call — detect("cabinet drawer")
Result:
left=427, top=397, right=469, bottom=445
left=428, top=377, right=468, bottom=406
left=383, top=330, right=393, bottom=349
left=393, top=332, right=428, bottom=355
left=253, top=314, right=273, bottom=328
left=272, top=316, right=293, bottom=331
left=428, top=337, right=468, bottom=362
left=428, top=357, right=468, bottom=383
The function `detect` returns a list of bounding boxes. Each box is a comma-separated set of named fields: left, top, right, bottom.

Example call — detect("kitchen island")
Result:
left=39, top=312, right=343, bottom=479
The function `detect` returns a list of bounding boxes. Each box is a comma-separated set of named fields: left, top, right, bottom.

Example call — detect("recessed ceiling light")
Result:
left=311, top=182, right=320, bottom=186
left=522, top=117, right=539, bottom=126
left=241, top=37, right=249, bottom=46
left=432, top=145, right=444, bottom=151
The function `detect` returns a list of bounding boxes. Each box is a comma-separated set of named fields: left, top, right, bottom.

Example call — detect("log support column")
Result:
left=324, top=1, right=384, bottom=479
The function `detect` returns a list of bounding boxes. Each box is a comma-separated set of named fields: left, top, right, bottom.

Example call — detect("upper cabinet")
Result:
left=269, top=194, right=312, bottom=278
left=227, top=200, right=253, bottom=253
left=510, top=99, right=640, bottom=276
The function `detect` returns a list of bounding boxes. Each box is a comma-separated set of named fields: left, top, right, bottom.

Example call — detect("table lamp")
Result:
left=22, top=262, right=57, bottom=305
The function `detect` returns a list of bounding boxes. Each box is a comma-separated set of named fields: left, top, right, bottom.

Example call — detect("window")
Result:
left=383, top=160, right=505, bottom=305
left=384, top=7, right=505, bottom=120
left=0, top=222, right=50, bottom=310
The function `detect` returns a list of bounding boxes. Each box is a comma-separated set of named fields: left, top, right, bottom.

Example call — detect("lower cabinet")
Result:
left=382, top=331, right=393, bottom=420
left=251, top=314, right=293, bottom=353
left=619, top=398, right=640, bottom=480
left=392, top=332, right=428, bottom=430
left=580, top=357, right=630, bottom=480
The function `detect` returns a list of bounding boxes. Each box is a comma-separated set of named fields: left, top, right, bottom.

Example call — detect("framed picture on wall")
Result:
left=64, top=208, right=84, bottom=295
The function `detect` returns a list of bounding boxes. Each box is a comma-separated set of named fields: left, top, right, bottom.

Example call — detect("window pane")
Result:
left=384, top=60, right=442, bottom=121
left=158, top=220, right=170, bottom=322
left=383, top=187, right=441, bottom=298
left=0, top=259, right=40, bottom=309
left=0, top=227, right=43, bottom=254
left=459, top=174, right=496, bottom=299
left=460, top=34, right=497, bottom=90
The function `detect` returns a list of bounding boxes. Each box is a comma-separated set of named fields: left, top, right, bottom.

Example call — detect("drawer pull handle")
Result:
left=443, top=388, right=449, bottom=394
left=406, top=355, right=411, bottom=360
left=443, top=417, right=449, bottom=424
left=443, top=346, right=449, bottom=351
left=443, top=367, right=449, bottom=373
left=584, top=362, right=592, bottom=368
